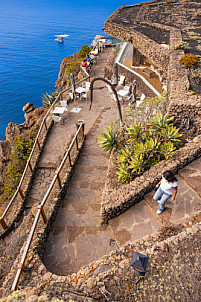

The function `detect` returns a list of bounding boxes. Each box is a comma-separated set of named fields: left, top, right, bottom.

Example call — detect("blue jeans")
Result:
left=153, top=186, right=172, bottom=211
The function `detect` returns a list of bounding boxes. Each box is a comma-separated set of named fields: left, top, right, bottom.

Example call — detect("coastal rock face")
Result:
left=0, top=103, right=47, bottom=189
left=55, top=52, right=82, bottom=91
left=0, top=141, right=11, bottom=163
left=0, top=141, right=11, bottom=189
left=6, top=103, right=46, bottom=144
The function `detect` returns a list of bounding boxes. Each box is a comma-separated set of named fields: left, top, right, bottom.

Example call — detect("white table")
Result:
left=76, top=87, right=86, bottom=100
left=53, top=107, right=65, bottom=115
left=117, top=89, right=129, bottom=103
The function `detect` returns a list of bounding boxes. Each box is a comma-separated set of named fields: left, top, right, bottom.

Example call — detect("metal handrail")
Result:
left=11, top=122, right=85, bottom=291
left=0, top=69, right=89, bottom=231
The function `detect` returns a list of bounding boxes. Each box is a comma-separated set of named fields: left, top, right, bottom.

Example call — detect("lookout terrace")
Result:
left=0, top=0, right=201, bottom=301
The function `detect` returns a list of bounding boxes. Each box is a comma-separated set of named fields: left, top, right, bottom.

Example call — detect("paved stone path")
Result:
left=5, top=45, right=199, bottom=278
left=41, top=48, right=201, bottom=276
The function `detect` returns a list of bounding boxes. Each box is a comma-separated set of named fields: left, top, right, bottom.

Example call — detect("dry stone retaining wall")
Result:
left=167, top=29, right=201, bottom=135
left=101, top=135, right=201, bottom=224
left=104, top=21, right=169, bottom=71
left=101, top=21, right=201, bottom=224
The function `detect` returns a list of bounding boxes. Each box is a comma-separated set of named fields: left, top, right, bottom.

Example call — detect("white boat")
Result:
left=56, top=35, right=64, bottom=42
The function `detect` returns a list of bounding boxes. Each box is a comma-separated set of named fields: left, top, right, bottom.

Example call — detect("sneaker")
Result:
left=158, top=200, right=160, bottom=204
left=156, top=209, right=163, bottom=215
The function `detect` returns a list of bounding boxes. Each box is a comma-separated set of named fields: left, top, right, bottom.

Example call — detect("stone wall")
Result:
left=101, top=135, right=201, bottom=224
left=2, top=214, right=201, bottom=301
left=167, top=29, right=201, bottom=135
left=104, top=22, right=169, bottom=71
left=117, top=64, right=156, bottom=98
left=100, top=23, right=201, bottom=224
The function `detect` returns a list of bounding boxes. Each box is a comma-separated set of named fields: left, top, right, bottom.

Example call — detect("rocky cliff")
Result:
left=0, top=103, right=47, bottom=190
left=55, top=52, right=82, bottom=91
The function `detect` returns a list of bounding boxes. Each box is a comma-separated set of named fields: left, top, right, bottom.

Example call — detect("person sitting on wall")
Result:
left=82, top=59, right=88, bottom=69
left=85, top=54, right=92, bottom=63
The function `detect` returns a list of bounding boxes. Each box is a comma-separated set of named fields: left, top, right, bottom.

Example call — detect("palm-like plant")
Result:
left=148, top=112, right=174, bottom=131
left=134, top=142, right=148, bottom=155
left=129, top=154, right=145, bottom=174
left=42, top=91, right=58, bottom=107
left=160, top=142, right=176, bottom=159
left=98, top=126, right=119, bottom=153
left=160, top=124, right=182, bottom=142
left=116, top=163, right=130, bottom=184
left=118, top=147, right=133, bottom=164
left=146, top=138, right=160, bottom=152
left=126, top=123, right=142, bottom=142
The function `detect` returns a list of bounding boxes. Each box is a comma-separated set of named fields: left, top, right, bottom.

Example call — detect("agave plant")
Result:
left=118, top=146, right=133, bottom=164
left=134, top=142, right=148, bottom=155
left=98, top=126, right=119, bottom=153
left=126, top=123, right=142, bottom=142
left=129, top=154, right=145, bottom=174
left=160, top=142, right=176, bottom=159
left=148, top=112, right=174, bottom=131
left=160, top=124, right=182, bottom=142
left=116, top=162, right=130, bottom=184
left=41, top=91, right=58, bottom=107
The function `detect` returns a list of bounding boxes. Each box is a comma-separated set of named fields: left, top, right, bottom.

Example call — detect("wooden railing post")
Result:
left=18, top=187, right=24, bottom=200
left=75, top=136, right=79, bottom=150
left=0, top=218, right=8, bottom=230
left=28, top=161, right=33, bottom=173
left=40, top=207, right=47, bottom=224
left=44, top=119, right=48, bottom=131
left=60, top=92, right=63, bottom=101
left=56, top=173, right=62, bottom=189
left=67, top=153, right=72, bottom=167
left=36, top=138, right=41, bottom=151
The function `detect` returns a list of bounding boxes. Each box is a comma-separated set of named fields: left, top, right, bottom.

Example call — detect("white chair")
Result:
left=60, top=100, right=68, bottom=111
left=106, top=85, right=117, bottom=101
left=82, top=81, right=91, bottom=99
left=123, top=85, right=130, bottom=92
left=90, top=48, right=98, bottom=56
left=136, top=93, right=145, bottom=107
left=52, top=115, right=62, bottom=123
left=68, top=92, right=74, bottom=100
left=118, top=75, right=125, bottom=86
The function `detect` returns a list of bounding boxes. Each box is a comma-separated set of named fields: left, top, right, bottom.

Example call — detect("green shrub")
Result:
left=78, top=44, right=92, bottom=58
left=65, top=60, right=81, bottom=85
left=99, top=111, right=182, bottom=184
left=179, top=53, right=198, bottom=68
left=98, top=126, right=119, bottom=153
left=0, top=130, right=37, bottom=204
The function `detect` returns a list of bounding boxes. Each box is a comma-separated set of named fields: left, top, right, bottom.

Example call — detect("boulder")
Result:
left=22, top=102, right=35, bottom=113
left=6, top=122, right=21, bottom=143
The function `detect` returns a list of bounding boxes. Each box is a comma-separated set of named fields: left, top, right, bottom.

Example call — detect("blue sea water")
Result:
left=0, top=0, right=145, bottom=140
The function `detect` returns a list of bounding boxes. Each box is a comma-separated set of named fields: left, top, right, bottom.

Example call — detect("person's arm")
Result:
left=156, top=179, right=162, bottom=188
left=172, top=186, right=177, bottom=201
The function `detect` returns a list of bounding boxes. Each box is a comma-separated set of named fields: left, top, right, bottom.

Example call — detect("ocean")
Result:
left=0, top=0, right=145, bottom=140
